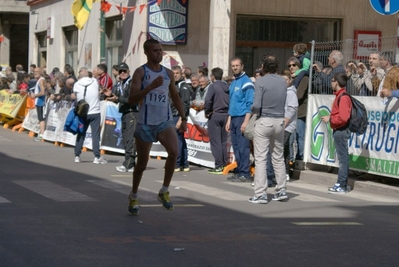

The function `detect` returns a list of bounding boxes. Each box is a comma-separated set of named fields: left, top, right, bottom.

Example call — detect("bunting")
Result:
left=72, top=0, right=186, bottom=29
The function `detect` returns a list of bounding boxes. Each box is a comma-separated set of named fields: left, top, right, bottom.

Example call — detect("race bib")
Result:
left=145, top=90, right=168, bottom=107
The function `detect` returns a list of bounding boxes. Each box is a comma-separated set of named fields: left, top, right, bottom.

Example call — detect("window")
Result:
left=235, top=15, right=342, bottom=76
left=106, top=16, right=123, bottom=75
left=236, top=15, right=341, bottom=43
left=64, top=26, right=78, bottom=72
left=36, top=32, right=47, bottom=68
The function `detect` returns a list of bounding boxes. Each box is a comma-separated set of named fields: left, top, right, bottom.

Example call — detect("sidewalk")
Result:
left=293, top=162, right=399, bottom=199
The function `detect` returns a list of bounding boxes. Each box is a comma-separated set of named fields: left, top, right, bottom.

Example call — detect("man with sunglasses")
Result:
left=108, top=63, right=138, bottom=172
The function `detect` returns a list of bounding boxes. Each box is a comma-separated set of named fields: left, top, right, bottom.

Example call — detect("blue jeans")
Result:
left=231, top=116, right=250, bottom=178
left=75, top=113, right=101, bottom=158
left=173, top=116, right=188, bottom=168
left=333, top=128, right=350, bottom=188
left=296, top=117, right=306, bottom=160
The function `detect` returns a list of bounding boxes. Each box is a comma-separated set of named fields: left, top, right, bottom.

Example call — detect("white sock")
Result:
left=160, top=186, right=168, bottom=193
left=130, top=192, right=138, bottom=199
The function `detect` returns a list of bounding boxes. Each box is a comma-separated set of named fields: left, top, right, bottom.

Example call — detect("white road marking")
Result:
left=169, top=181, right=249, bottom=201
left=0, top=196, right=11, bottom=203
left=0, top=135, right=12, bottom=141
left=13, top=180, right=96, bottom=202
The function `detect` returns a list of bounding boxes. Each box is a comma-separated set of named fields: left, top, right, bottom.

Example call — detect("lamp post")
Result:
left=100, top=2, right=106, bottom=63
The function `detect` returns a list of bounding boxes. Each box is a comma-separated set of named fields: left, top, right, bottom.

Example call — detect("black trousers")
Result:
left=122, top=112, right=138, bottom=169
left=208, top=113, right=229, bottom=168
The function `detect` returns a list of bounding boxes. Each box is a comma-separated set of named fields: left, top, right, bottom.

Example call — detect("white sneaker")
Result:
left=74, top=156, right=81, bottom=163
left=93, top=157, right=107, bottom=164
left=116, top=165, right=134, bottom=172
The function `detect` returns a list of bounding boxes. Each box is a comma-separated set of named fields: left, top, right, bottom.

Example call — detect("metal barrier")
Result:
left=308, top=35, right=399, bottom=95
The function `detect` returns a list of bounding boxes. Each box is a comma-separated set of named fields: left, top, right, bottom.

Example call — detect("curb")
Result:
left=293, top=165, right=399, bottom=199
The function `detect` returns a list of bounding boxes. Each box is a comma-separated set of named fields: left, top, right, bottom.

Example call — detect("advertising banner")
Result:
left=306, top=94, right=399, bottom=179
left=0, top=91, right=26, bottom=119
left=100, top=101, right=124, bottom=154
left=22, top=108, right=40, bottom=133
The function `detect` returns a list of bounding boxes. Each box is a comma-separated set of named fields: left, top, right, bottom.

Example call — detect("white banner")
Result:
left=22, top=108, right=40, bottom=133
left=305, top=94, right=399, bottom=179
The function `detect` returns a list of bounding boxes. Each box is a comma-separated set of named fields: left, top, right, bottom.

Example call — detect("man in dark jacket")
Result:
left=108, top=62, right=138, bottom=172
left=321, top=73, right=352, bottom=194
left=171, top=66, right=191, bottom=172
left=205, top=67, right=230, bottom=174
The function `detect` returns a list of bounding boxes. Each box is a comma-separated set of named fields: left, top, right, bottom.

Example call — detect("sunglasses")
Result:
left=118, top=69, right=127, bottom=74
left=288, top=64, right=297, bottom=68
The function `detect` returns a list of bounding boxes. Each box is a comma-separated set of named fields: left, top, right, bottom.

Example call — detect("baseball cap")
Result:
left=118, top=63, right=129, bottom=70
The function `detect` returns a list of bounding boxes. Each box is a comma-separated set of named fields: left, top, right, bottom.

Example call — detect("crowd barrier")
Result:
left=0, top=95, right=233, bottom=169
left=3, top=93, right=397, bottom=179
left=305, top=94, right=399, bottom=179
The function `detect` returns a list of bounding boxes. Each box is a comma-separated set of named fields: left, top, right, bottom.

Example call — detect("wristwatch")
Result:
left=181, top=116, right=188, bottom=121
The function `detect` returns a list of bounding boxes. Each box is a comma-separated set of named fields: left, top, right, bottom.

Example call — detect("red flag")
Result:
left=139, top=4, right=146, bottom=14
left=129, top=6, right=136, bottom=13
left=100, top=1, right=112, bottom=13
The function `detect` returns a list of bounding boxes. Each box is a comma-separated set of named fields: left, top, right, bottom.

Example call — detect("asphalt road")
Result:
left=0, top=127, right=398, bottom=267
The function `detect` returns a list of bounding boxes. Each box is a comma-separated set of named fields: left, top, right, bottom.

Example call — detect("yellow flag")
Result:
left=71, top=0, right=96, bottom=30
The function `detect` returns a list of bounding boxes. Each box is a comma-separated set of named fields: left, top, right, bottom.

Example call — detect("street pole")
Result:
left=100, top=5, right=106, bottom=64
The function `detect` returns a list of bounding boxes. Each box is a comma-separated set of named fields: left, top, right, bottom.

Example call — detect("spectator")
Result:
left=30, top=64, right=37, bottom=75
left=287, top=57, right=309, bottom=162
left=31, top=67, right=47, bottom=142
left=281, top=70, right=298, bottom=180
left=0, top=66, right=5, bottom=78
left=192, top=75, right=211, bottom=110
left=16, top=64, right=25, bottom=88
left=72, top=68, right=107, bottom=165
left=225, top=57, right=254, bottom=183
left=64, top=64, right=77, bottom=82
left=376, top=51, right=399, bottom=104
left=106, top=63, right=138, bottom=172
left=190, top=73, right=200, bottom=101
left=292, top=43, right=311, bottom=88
left=112, top=64, right=120, bottom=84
left=313, top=50, right=346, bottom=94
left=321, top=73, right=351, bottom=194
left=344, top=61, right=358, bottom=95
left=357, top=52, right=385, bottom=96
left=205, top=67, right=230, bottom=174
left=171, top=65, right=191, bottom=172
left=6, top=74, right=16, bottom=92
left=249, top=53, right=288, bottom=204
left=197, top=66, right=208, bottom=77
left=97, top=63, right=113, bottom=90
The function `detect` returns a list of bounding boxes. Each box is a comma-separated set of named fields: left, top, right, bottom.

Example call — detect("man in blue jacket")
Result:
left=225, top=57, right=254, bottom=182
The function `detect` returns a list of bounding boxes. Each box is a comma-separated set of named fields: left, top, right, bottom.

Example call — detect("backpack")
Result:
left=338, top=92, right=368, bottom=135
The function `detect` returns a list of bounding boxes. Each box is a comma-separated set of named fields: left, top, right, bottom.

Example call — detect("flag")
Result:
left=71, top=0, right=96, bottom=30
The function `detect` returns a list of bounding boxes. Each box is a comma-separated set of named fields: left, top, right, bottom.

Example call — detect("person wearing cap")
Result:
left=106, top=62, right=137, bottom=172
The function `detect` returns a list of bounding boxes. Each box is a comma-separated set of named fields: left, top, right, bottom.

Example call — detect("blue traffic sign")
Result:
left=369, top=0, right=399, bottom=15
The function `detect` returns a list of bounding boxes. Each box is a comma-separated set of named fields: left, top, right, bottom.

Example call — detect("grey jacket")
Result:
left=285, top=85, right=298, bottom=134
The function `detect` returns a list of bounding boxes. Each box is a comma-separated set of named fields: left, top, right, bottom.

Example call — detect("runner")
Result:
left=127, top=39, right=187, bottom=215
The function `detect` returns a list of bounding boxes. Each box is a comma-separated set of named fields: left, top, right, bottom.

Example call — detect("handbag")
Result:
left=74, top=85, right=89, bottom=117
left=243, top=114, right=257, bottom=140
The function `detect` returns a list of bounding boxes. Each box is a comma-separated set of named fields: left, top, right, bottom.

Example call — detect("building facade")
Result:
left=0, top=0, right=29, bottom=71
left=24, top=0, right=397, bottom=77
